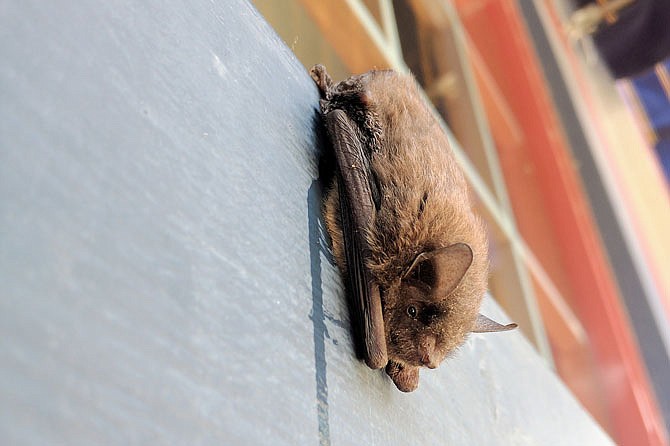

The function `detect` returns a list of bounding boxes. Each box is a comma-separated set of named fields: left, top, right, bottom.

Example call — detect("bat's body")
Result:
left=311, top=65, right=515, bottom=392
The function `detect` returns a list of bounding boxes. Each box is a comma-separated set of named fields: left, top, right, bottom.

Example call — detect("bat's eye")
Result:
left=407, top=305, right=418, bottom=318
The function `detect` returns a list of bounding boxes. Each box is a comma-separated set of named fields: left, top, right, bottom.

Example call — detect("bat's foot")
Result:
left=310, top=64, right=333, bottom=98
left=386, top=361, right=419, bottom=392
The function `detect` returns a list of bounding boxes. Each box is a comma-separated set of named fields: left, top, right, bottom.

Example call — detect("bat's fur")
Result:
left=315, top=66, right=490, bottom=392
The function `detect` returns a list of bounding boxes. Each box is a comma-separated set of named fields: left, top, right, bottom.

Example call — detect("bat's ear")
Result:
left=471, top=313, right=518, bottom=333
left=404, top=243, right=473, bottom=296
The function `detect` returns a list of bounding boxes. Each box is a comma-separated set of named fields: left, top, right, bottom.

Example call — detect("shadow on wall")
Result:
left=308, top=107, right=338, bottom=446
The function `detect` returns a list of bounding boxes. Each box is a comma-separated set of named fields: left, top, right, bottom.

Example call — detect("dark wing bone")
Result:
left=324, top=110, right=387, bottom=369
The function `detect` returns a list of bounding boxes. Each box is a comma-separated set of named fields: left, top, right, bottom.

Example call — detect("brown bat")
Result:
left=311, top=64, right=517, bottom=392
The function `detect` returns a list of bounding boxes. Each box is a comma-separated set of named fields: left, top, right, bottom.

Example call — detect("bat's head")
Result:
left=383, top=243, right=515, bottom=370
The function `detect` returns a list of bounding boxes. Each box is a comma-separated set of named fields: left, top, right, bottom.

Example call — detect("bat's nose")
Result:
left=420, top=354, right=438, bottom=369
left=419, top=335, right=438, bottom=368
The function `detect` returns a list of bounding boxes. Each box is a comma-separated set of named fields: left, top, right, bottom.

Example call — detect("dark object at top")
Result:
left=576, top=0, right=670, bottom=78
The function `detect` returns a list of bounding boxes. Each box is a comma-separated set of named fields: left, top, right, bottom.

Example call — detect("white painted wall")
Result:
left=0, top=0, right=612, bottom=444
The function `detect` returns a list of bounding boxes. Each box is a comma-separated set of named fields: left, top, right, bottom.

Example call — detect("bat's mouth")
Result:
left=420, top=358, right=439, bottom=369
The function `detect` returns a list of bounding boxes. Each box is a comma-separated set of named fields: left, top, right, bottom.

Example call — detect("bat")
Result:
left=311, top=64, right=517, bottom=392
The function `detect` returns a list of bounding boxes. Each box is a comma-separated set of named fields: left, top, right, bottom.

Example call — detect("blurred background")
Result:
left=251, top=0, right=670, bottom=444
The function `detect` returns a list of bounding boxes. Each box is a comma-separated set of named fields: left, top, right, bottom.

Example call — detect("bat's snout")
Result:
left=419, top=334, right=439, bottom=368
left=420, top=354, right=439, bottom=369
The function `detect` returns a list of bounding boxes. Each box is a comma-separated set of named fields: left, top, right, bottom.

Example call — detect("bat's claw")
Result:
left=310, top=64, right=333, bottom=99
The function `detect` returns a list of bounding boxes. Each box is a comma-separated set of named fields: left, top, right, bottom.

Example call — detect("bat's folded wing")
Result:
left=324, top=109, right=387, bottom=370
